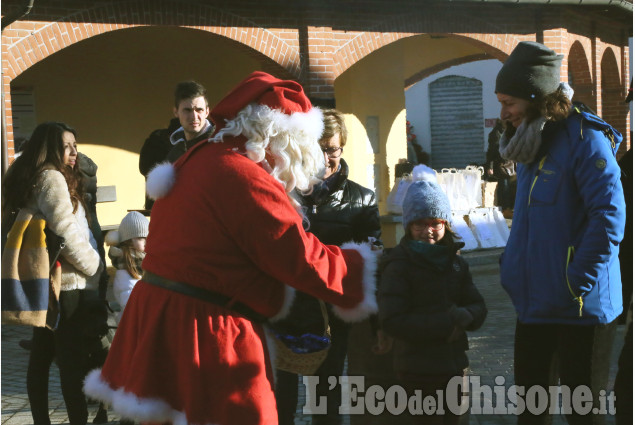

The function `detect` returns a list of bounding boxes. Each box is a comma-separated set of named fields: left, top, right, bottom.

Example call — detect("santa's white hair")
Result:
left=211, top=103, right=325, bottom=196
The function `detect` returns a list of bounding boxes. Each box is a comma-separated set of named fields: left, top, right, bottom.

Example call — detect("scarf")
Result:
left=307, top=167, right=341, bottom=205
left=499, top=116, right=547, bottom=164
left=407, top=239, right=452, bottom=271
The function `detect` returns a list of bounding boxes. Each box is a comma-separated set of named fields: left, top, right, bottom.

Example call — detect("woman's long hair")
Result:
left=120, top=240, right=143, bottom=279
left=504, top=87, right=572, bottom=139
left=438, top=220, right=460, bottom=249
left=2, top=122, right=86, bottom=225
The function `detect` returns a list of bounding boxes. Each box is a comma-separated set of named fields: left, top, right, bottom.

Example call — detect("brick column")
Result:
left=543, top=27, right=569, bottom=85
left=2, top=76, right=14, bottom=165
left=306, top=26, right=336, bottom=102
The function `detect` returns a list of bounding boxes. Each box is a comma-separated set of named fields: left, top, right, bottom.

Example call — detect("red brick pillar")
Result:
left=306, top=26, right=336, bottom=105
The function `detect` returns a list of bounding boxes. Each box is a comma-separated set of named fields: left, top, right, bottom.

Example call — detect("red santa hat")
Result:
left=146, top=71, right=324, bottom=200
left=210, top=71, right=323, bottom=138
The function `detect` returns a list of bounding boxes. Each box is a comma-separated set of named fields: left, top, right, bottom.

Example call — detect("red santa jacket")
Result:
left=143, top=137, right=377, bottom=322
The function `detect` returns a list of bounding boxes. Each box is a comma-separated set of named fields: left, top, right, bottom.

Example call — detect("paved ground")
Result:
left=1, top=249, right=626, bottom=425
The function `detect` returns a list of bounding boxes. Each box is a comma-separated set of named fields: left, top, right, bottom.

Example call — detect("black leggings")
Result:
left=27, top=289, right=89, bottom=425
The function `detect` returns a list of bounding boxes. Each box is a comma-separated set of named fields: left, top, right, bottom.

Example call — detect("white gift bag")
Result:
left=491, top=207, right=510, bottom=244
left=468, top=208, right=506, bottom=248
left=386, top=177, right=412, bottom=214
left=464, top=166, right=484, bottom=208
left=450, top=211, right=480, bottom=251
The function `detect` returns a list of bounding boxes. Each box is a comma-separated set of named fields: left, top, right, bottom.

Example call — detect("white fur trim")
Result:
left=146, top=162, right=176, bottom=200
left=332, top=242, right=378, bottom=322
left=104, top=230, right=120, bottom=246
left=276, top=106, right=324, bottom=141
left=214, top=105, right=324, bottom=146
left=84, top=369, right=206, bottom=425
left=268, top=285, right=297, bottom=322
left=263, top=328, right=277, bottom=385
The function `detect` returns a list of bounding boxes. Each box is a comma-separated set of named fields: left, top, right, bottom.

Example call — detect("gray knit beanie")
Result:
left=495, top=41, right=563, bottom=101
left=117, top=211, right=149, bottom=243
left=402, top=177, right=451, bottom=230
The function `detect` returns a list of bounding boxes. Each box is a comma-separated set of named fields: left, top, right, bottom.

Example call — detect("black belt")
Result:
left=142, top=271, right=267, bottom=323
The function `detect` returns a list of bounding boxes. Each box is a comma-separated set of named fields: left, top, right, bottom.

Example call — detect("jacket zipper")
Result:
left=566, top=245, right=584, bottom=317
left=527, top=156, right=547, bottom=206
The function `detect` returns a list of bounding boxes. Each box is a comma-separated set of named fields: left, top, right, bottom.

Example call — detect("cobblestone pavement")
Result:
left=1, top=251, right=626, bottom=425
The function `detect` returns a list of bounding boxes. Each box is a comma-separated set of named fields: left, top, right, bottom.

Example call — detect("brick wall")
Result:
left=2, top=0, right=631, bottom=156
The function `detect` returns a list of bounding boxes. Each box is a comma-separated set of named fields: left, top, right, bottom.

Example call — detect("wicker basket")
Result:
left=273, top=300, right=331, bottom=375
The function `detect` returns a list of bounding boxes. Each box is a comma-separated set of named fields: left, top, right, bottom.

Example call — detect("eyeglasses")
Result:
left=410, top=220, right=445, bottom=232
left=322, top=146, right=343, bottom=158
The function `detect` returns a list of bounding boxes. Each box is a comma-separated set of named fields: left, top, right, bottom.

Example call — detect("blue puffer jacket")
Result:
left=500, top=110, right=626, bottom=325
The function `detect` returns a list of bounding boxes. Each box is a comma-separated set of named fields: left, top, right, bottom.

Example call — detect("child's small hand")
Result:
left=371, top=329, right=393, bottom=354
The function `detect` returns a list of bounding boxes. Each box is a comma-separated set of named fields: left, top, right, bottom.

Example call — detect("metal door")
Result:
left=429, top=75, right=485, bottom=169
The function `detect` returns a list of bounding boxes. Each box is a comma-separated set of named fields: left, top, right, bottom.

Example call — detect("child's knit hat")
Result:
left=105, top=211, right=149, bottom=245
left=402, top=174, right=451, bottom=230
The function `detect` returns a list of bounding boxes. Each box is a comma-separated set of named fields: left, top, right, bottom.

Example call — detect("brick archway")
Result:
left=569, top=40, right=595, bottom=108
left=405, top=53, right=496, bottom=89
left=2, top=1, right=630, bottom=161
left=331, top=13, right=526, bottom=79
left=601, top=47, right=630, bottom=152
left=3, top=0, right=302, bottom=81
left=2, top=0, right=305, bottom=156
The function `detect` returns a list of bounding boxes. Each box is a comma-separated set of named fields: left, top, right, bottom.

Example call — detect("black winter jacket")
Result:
left=139, top=118, right=181, bottom=178
left=165, top=122, right=214, bottom=164
left=300, top=159, right=381, bottom=246
left=271, top=159, right=381, bottom=336
left=378, top=237, right=487, bottom=375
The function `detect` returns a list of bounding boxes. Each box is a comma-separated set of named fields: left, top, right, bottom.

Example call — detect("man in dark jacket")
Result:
left=165, top=80, right=214, bottom=163
left=273, top=110, right=381, bottom=425
left=139, top=117, right=180, bottom=210
left=139, top=81, right=214, bottom=210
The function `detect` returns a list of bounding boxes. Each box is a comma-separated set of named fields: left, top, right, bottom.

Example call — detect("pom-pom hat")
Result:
left=495, top=41, right=563, bottom=101
left=402, top=174, right=452, bottom=230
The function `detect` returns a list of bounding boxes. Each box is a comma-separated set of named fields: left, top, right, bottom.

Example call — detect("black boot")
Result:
left=92, top=404, right=108, bottom=424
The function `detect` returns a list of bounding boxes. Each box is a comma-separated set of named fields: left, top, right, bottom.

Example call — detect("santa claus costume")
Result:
left=84, top=71, right=377, bottom=425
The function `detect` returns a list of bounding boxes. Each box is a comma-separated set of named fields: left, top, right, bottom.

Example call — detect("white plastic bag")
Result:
left=491, top=207, right=510, bottom=244
left=450, top=212, right=480, bottom=251
left=464, top=166, right=484, bottom=208
left=468, top=208, right=506, bottom=248
left=386, top=177, right=412, bottom=214
left=438, top=169, right=461, bottom=210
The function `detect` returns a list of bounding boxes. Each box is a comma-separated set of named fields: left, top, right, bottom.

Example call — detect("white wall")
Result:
left=405, top=59, right=503, bottom=157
